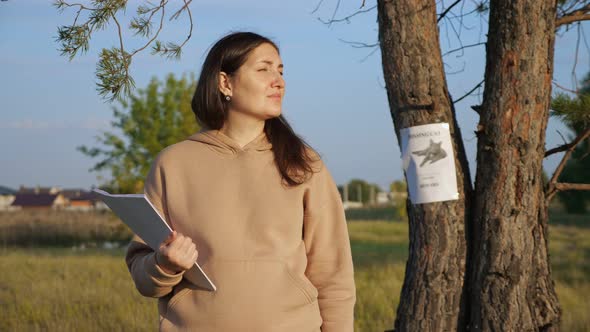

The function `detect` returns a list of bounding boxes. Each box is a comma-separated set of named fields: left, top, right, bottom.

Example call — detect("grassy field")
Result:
left=0, top=210, right=130, bottom=247
left=0, top=216, right=588, bottom=331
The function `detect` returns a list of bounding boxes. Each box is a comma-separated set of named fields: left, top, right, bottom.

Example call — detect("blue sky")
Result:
left=0, top=1, right=586, bottom=192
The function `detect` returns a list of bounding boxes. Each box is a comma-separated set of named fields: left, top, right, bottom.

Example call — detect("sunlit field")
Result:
left=0, top=211, right=588, bottom=331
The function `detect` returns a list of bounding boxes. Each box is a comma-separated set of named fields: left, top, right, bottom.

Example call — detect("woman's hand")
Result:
left=155, top=230, right=199, bottom=275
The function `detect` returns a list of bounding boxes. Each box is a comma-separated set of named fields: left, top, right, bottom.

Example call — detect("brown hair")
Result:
left=191, top=31, right=320, bottom=186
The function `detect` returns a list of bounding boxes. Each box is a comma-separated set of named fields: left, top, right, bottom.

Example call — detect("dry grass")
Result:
left=0, top=247, right=156, bottom=331
left=0, top=210, right=132, bottom=247
left=0, top=212, right=588, bottom=331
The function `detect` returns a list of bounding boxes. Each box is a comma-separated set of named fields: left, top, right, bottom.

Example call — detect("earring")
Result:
left=225, top=95, right=231, bottom=101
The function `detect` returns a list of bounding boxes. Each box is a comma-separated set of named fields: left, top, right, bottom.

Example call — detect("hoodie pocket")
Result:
left=160, top=259, right=321, bottom=329
left=218, top=259, right=316, bottom=309
left=165, top=259, right=317, bottom=315
left=282, top=260, right=318, bottom=304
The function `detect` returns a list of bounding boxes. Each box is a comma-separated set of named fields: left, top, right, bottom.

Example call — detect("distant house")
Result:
left=342, top=201, right=364, bottom=210
left=61, top=189, right=87, bottom=199
left=0, top=186, right=16, bottom=195
left=389, top=191, right=408, bottom=201
left=11, top=193, right=67, bottom=210
left=63, top=189, right=99, bottom=211
left=8, top=186, right=108, bottom=211
left=18, top=186, right=60, bottom=195
left=0, top=186, right=16, bottom=210
left=376, top=192, right=391, bottom=204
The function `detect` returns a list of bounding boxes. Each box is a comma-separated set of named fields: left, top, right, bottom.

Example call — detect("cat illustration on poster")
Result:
left=412, top=139, right=448, bottom=167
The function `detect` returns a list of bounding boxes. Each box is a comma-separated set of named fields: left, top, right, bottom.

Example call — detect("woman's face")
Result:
left=220, top=43, right=285, bottom=121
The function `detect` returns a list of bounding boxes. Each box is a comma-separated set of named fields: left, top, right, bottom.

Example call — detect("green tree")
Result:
left=390, top=180, right=408, bottom=220
left=343, top=179, right=381, bottom=205
left=550, top=73, right=590, bottom=213
left=389, top=180, right=407, bottom=193
left=79, top=73, right=199, bottom=193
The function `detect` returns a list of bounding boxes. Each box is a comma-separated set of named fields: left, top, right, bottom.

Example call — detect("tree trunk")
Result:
left=377, top=1, right=473, bottom=331
left=470, top=0, right=561, bottom=331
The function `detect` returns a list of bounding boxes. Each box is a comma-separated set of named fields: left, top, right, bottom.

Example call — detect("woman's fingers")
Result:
left=158, top=231, right=175, bottom=253
left=168, top=232, right=188, bottom=254
left=190, top=249, right=199, bottom=263
left=162, top=230, right=177, bottom=246
left=183, top=244, right=197, bottom=262
left=178, top=234, right=192, bottom=253
left=157, top=231, right=199, bottom=271
left=178, top=237, right=197, bottom=268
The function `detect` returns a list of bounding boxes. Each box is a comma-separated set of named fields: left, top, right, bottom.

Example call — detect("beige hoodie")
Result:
left=125, top=128, right=356, bottom=331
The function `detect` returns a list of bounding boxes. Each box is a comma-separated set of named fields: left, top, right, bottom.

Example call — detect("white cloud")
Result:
left=0, top=118, right=110, bottom=130
left=80, top=118, right=111, bottom=130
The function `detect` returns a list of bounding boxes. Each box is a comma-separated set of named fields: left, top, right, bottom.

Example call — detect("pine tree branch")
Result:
left=438, top=0, right=462, bottom=23
left=54, top=0, right=193, bottom=102
left=546, top=127, right=590, bottom=202
left=554, top=182, right=590, bottom=191
left=556, top=4, right=590, bottom=28
left=545, top=141, right=576, bottom=157
left=130, top=1, right=167, bottom=57
left=324, top=0, right=341, bottom=27
left=317, top=3, right=376, bottom=24
left=338, top=39, right=379, bottom=48
left=111, top=12, right=126, bottom=70
left=442, top=42, right=486, bottom=57
left=453, top=79, right=484, bottom=104
left=552, top=80, right=580, bottom=95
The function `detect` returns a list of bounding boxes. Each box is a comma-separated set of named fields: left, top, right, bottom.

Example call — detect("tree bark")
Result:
left=470, top=0, right=561, bottom=331
left=377, top=1, right=473, bottom=331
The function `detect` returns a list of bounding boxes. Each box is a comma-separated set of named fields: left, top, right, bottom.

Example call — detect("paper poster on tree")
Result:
left=400, top=123, right=459, bottom=204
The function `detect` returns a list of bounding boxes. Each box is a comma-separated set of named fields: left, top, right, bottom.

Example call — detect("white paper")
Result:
left=400, top=123, right=459, bottom=204
left=93, top=189, right=216, bottom=291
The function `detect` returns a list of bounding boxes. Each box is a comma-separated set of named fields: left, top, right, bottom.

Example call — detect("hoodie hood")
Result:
left=188, top=128, right=272, bottom=155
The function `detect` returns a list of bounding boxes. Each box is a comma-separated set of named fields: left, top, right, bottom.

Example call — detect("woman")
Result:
left=125, top=31, right=356, bottom=332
